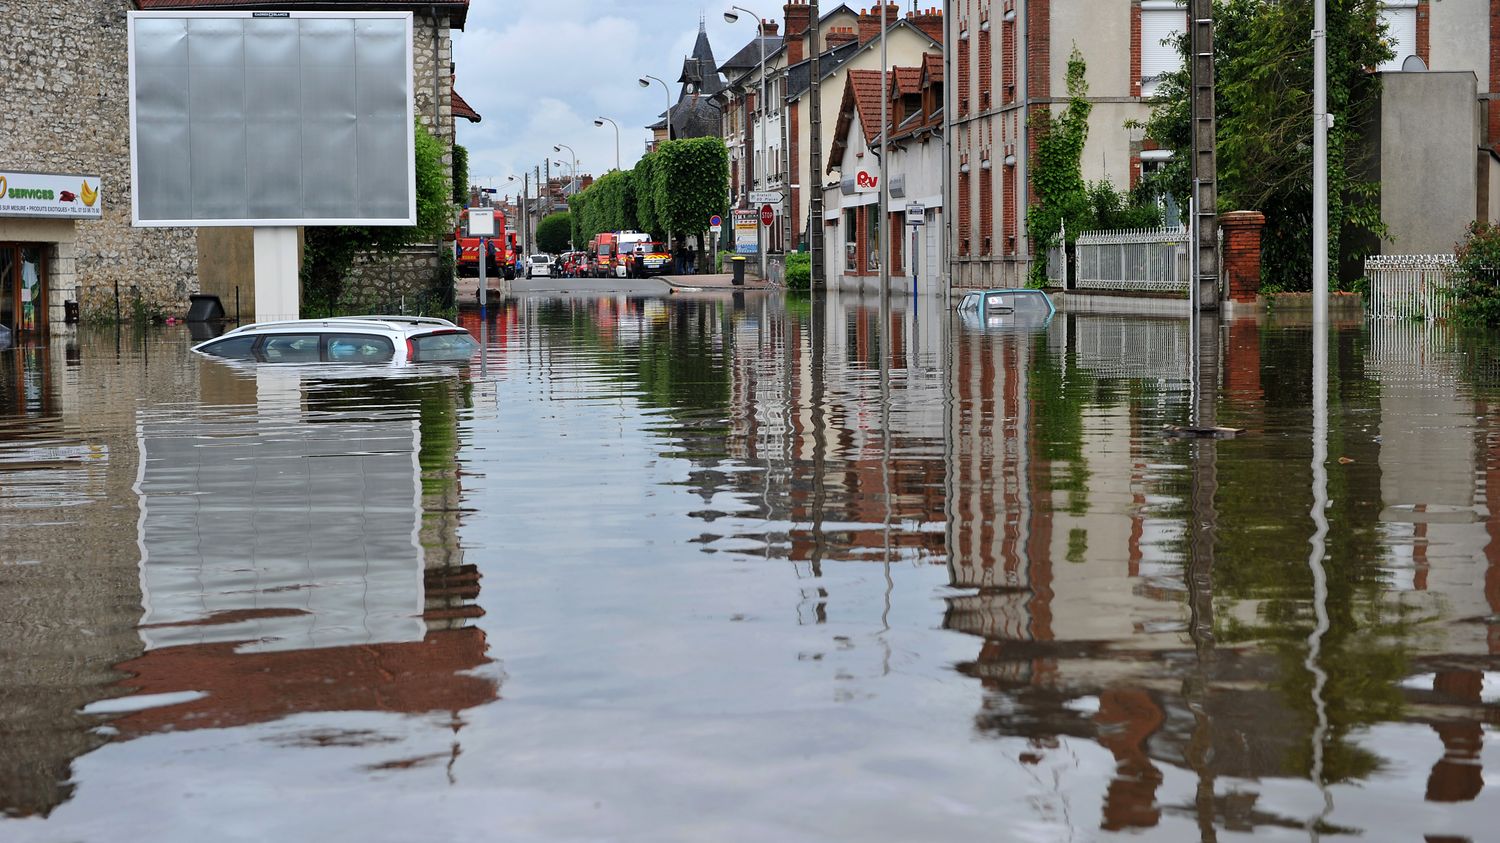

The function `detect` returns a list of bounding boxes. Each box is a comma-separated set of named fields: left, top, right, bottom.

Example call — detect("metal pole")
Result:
left=1313, top=0, right=1328, bottom=326
left=809, top=0, right=825, bottom=289
left=879, top=2, right=889, bottom=305
left=478, top=232, right=488, bottom=318
left=760, top=20, right=768, bottom=282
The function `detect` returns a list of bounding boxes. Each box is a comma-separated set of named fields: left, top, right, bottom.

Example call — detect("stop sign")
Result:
left=760, top=204, right=775, bottom=227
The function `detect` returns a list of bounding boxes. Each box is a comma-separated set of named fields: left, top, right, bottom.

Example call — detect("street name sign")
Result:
left=749, top=191, right=782, bottom=205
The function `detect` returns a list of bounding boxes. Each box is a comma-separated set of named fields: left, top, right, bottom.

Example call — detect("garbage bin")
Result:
left=731, top=256, right=746, bottom=286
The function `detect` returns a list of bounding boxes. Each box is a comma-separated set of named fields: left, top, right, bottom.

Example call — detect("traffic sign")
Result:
left=709, top=214, right=723, bottom=228
left=905, top=203, right=926, bottom=226
left=760, top=204, right=775, bottom=227
left=749, top=190, right=782, bottom=205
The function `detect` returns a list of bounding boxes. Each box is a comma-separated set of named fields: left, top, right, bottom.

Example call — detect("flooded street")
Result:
left=3, top=291, right=1499, bottom=841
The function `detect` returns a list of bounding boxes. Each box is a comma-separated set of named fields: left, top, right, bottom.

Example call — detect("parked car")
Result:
left=526, top=253, right=553, bottom=278
left=191, top=316, right=479, bottom=365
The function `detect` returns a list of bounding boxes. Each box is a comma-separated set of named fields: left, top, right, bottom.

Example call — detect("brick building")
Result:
left=946, top=0, right=1187, bottom=289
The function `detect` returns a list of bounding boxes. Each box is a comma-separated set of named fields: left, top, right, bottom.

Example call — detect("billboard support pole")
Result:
left=253, top=227, right=300, bottom=323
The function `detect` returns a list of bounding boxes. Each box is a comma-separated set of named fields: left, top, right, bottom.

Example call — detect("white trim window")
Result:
left=1141, top=1, right=1187, bottom=98
left=1379, top=1, right=1418, bottom=72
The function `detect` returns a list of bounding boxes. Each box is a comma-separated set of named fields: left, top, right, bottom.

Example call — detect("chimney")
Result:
left=825, top=26, right=857, bottom=49
left=784, top=1, right=810, bottom=63
left=908, top=7, right=944, bottom=44
left=759, top=18, right=779, bottom=37
left=859, top=4, right=899, bottom=45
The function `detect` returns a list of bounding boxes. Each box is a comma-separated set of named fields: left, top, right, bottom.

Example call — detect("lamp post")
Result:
left=507, top=173, right=530, bottom=257
left=725, top=5, right=769, bottom=282
left=594, top=117, right=621, bottom=171
left=553, top=157, right=577, bottom=250
left=639, top=75, right=672, bottom=142
left=553, top=144, right=579, bottom=194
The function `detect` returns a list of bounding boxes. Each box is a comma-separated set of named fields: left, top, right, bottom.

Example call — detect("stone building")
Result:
left=647, top=20, right=727, bottom=147
left=0, top=0, right=474, bottom=334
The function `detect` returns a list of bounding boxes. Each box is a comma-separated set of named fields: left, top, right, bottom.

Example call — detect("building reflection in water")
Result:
left=108, top=362, right=496, bottom=737
left=0, top=343, right=495, bottom=818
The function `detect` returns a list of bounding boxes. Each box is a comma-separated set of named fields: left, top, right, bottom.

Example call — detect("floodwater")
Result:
left=2, top=291, right=1499, bottom=842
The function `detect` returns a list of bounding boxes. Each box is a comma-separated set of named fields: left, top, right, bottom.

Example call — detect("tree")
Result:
left=571, top=169, right=637, bottom=241
left=642, top=137, right=729, bottom=268
left=1028, top=49, right=1093, bottom=257
left=1139, top=0, right=1391, bottom=290
left=302, top=121, right=453, bottom=313
left=452, top=144, right=469, bottom=204
left=536, top=212, right=573, bottom=254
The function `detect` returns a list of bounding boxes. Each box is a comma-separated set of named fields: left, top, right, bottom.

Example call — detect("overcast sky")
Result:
left=453, top=0, right=776, bottom=200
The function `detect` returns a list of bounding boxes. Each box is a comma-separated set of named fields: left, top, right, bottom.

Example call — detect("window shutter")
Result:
left=1379, top=3, right=1417, bottom=72
left=1140, top=4, right=1186, bottom=98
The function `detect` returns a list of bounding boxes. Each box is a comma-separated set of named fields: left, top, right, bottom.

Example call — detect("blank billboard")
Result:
left=128, top=11, right=416, bottom=227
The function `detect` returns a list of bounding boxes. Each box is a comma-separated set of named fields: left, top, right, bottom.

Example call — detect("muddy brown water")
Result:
left=1, top=294, right=1498, bottom=841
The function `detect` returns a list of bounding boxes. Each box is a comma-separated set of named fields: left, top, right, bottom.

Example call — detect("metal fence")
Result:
left=1365, top=255, right=1456, bottom=321
left=1074, top=226, right=1189, bottom=292
left=1045, top=243, right=1066, bottom=286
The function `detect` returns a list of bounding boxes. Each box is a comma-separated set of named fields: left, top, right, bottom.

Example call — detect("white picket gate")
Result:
left=1365, top=255, right=1456, bottom=321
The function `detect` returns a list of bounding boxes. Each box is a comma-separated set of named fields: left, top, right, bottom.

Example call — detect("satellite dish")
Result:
left=1401, top=55, right=1428, bottom=72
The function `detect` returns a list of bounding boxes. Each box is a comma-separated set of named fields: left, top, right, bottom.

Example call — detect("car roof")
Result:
left=212, top=316, right=462, bottom=339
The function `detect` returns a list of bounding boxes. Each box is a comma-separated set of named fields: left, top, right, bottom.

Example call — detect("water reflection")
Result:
left=2, top=304, right=1499, bottom=839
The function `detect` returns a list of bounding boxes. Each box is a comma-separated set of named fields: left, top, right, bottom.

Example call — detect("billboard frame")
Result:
left=127, top=10, right=417, bottom=229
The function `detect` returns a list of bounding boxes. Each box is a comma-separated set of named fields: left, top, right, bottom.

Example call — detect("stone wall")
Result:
left=0, top=1, right=199, bottom=320
left=339, top=247, right=445, bottom=314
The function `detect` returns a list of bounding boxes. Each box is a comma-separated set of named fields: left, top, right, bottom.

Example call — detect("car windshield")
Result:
left=411, top=331, right=478, bottom=362
left=531, top=255, right=550, bottom=263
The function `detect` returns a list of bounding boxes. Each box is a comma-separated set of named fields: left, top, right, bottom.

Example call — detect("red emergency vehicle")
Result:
left=455, top=208, right=514, bottom=280
left=588, top=232, right=619, bottom=278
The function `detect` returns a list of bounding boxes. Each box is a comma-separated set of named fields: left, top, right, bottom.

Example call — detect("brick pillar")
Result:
left=1220, top=210, right=1265, bottom=303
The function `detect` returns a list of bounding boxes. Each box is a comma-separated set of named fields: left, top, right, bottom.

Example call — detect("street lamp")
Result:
left=594, top=117, right=621, bottom=171
left=553, top=143, right=578, bottom=195
left=725, top=5, right=769, bottom=280
left=639, top=75, right=672, bottom=142
left=507, top=173, right=531, bottom=256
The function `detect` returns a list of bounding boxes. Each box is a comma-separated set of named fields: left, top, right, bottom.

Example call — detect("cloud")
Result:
left=452, top=0, right=778, bottom=200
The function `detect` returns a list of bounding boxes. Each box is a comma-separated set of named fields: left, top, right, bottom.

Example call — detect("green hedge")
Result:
left=784, top=252, right=810, bottom=290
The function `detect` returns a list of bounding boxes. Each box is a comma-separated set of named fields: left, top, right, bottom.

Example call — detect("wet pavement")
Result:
left=2, top=292, right=1499, bottom=841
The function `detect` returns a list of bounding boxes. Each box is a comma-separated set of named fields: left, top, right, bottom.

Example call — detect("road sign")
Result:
left=749, top=191, right=782, bottom=205
left=709, top=214, right=723, bottom=228
left=905, top=203, right=926, bottom=226
left=710, top=225, right=722, bottom=235
left=467, top=207, right=496, bottom=237
left=760, top=204, right=775, bottom=227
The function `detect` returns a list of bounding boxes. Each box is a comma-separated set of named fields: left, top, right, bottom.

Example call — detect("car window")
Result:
left=258, top=334, right=321, bottom=363
left=198, top=335, right=257, bottom=359
left=325, top=333, right=395, bottom=363
left=411, top=331, right=478, bottom=362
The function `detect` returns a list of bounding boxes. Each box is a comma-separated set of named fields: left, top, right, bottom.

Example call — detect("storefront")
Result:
left=0, top=170, right=102, bottom=334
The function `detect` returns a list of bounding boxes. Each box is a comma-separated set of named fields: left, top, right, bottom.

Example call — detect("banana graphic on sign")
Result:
left=80, top=181, right=98, bottom=207
left=0, top=175, right=7, bottom=199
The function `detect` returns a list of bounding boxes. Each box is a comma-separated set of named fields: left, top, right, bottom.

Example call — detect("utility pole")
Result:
left=1313, top=0, right=1328, bottom=325
left=809, top=0, right=824, bottom=290
left=1189, top=0, right=1218, bottom=312
left=878, top=2, right=889, bottom=309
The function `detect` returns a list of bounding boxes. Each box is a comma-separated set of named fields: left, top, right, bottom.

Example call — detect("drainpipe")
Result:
left=432, top=6, right=444, bottom=284
left=1017, top=2, right=1028, bottom=287
left=942, top=0, right=953, bottom=293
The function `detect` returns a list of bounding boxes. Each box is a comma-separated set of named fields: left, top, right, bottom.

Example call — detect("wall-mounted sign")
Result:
left=0, top=171, right=103, bottom=219
left=853, top=169, right=880, bottom=194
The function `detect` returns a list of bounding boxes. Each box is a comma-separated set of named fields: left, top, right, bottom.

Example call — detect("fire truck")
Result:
left=455, top=208, right=515, bottom=280
left=588, top=232, right=619, bottom=278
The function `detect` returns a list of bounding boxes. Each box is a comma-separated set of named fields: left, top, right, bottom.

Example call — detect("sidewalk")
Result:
left=658, top=273, right=775, bottom=290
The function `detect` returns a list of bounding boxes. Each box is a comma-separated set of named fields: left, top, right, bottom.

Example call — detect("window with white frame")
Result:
left=1140, top=1, right=1186, bottom=98
left=1378, top=1, right=1418, bottom=72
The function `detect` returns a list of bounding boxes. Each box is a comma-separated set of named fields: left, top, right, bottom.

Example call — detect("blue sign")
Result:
left=709, top=214, right=723, bottom=228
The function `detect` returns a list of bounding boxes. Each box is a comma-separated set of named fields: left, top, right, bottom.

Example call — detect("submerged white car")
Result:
left=526, top=254, right=553, bottom=278
left=191, top=316, right=479, bottom=365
